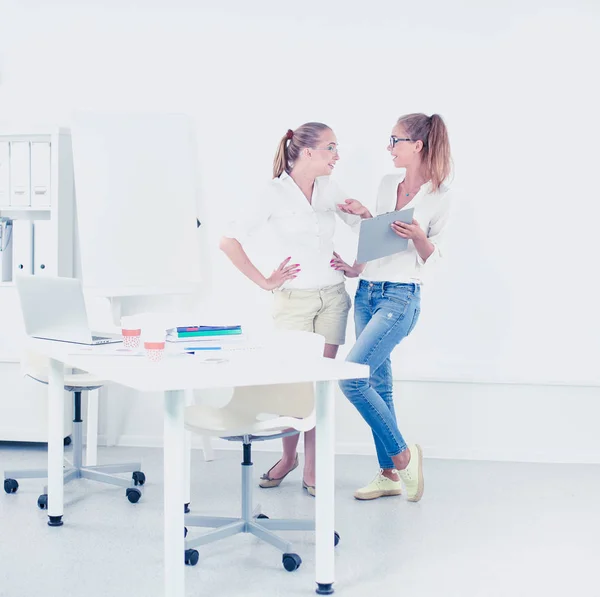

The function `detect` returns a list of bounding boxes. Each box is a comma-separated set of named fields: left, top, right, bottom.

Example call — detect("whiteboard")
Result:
left=71, top=112, right=202, bottom=296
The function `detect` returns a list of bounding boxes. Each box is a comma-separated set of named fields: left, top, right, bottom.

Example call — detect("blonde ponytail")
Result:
left=426, top=114, right=451, bottom=191
left=272, top=134, right=290, bottom=179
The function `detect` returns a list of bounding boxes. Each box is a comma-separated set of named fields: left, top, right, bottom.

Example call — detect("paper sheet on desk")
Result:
left=65, top=349, right=230, bottom=366
left=67, top=339, right=265, bottom=357
left=67, top=346, right=146, bottom=357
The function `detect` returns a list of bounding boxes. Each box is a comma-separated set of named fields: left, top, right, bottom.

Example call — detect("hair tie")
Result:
left=286, top=129, right=294, bottom=140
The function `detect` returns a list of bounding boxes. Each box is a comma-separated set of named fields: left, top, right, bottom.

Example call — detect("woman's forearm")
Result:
left=352, top=261, right=367, bottom=274
left=413, top=237, right=435, bottom=262
left=219, top=237, right=269, bottom=289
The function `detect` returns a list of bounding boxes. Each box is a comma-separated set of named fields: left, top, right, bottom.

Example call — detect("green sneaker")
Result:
left=397, top=444, right=424, bottom=502
left=354, top=470, right=402, bottom=500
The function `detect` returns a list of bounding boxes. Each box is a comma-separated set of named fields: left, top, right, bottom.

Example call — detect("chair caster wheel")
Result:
left=184, top=502, right=190, bottom=513
left=132, top=471, right=146, bottom=486
left=4, top=478, right=18, bottom=494
left=282, top=553, right=302, bottom=572
left=63, top=436, right=72, bottom=446
left=38, top=494, right=48, bottom=510
left=184, top=526, right=188, bottom=538
left=185, top=549, right=199, bottom=566
left=256, top=513, right=269, bottom=519
left=126, top=487, right=142, bottom=504
left=334, top=531, right=340, bottom=547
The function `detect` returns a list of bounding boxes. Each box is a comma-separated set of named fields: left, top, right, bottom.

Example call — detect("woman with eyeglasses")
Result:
left=331, top=113, right=452, bottom=502
left=220, top=122, right=367, bottom=496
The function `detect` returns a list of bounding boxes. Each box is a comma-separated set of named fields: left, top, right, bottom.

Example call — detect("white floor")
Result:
left=1, top=443, right=598, bottom=597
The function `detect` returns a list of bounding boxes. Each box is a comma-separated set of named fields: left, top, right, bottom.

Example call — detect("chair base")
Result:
left=185, top=511, right=315, bottom=553
left=3, top=417, right=144, bottom=506
left=184, top=442, right=321, bottom=571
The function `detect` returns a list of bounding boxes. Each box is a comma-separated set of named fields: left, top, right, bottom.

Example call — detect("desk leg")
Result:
left=184, top=389, right=193, bottom=509
left=315, top=380, right=335, bottom=594
left=104, top=386, right=118, bottom=447
left=164, top=390, right=186, bottom=597
left=47, top=358, right=65, bottom=526
left=85, top=389, right=99, bottom=467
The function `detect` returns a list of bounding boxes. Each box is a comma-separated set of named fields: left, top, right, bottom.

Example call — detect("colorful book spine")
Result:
left=174, top=329, right=242, bottom=338
left=176, top=326, right=241, bottom=333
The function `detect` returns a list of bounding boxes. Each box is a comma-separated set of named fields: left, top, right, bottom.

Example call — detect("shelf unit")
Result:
left=0, top=127, right=74, bottom=442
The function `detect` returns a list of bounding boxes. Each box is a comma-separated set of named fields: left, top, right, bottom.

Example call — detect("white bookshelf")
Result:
left=0, top=127, right=74, bottom=442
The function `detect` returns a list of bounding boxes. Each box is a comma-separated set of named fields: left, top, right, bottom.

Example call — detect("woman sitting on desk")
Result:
left=331, top=113, right=453, bottom=502
left=220, top=122, right=367, bottom=496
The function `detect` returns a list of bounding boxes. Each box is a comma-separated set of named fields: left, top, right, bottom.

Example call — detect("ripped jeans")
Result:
left=339, top=280, right=421, bottom=469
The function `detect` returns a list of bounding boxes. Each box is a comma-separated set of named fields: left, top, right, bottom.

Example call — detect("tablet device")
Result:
left=356, top=207, right=415, bottom=263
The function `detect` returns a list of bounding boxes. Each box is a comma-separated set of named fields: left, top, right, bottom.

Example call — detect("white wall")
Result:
left=1, top=0, right=599, bottom=462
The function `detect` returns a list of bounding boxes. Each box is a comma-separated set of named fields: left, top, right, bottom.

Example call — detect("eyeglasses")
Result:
left=390, top=136, right=412, bottom=147
left=311, top=145, right=339, bottom=154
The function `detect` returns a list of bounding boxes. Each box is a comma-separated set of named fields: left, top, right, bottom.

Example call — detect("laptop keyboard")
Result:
left=92, top=335, right=110, bottom=342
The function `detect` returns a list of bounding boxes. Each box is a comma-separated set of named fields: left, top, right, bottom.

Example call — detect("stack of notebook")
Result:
left=166, top=325, right=243, bottom=343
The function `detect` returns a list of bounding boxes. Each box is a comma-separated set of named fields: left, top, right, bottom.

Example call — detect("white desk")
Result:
left=30, top=339, right=368, bottom=596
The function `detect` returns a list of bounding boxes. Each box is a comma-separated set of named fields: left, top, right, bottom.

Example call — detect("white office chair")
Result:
left=3, top=350, right=146, bottom=506
left=183, top=330, right=339, bottom=572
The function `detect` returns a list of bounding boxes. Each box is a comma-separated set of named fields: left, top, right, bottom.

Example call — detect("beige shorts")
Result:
left=272, top=283, right=352, bottom=346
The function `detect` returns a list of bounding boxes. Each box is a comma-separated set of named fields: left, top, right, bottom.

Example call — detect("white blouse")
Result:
left=224, top=172, right=360, bottom=290
left=360, top=173, right=452, bottom=285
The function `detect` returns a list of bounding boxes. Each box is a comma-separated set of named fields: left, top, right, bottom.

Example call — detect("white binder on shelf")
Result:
left=30, top=142, right=51, bottom=208
left=0, top=142, right=9, bottom=206
left=9, top=142, right=31, bottom=207
left=33, top=219, right=54, bottom=275
left=0, top=217, right=13, bottom=282
left=12, top=219, right=33, bottom=274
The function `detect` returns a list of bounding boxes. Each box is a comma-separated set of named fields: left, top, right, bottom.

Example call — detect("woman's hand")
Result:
left=330, top=252, right=362, bottom=278
left=391, top=219, right=427, bottom=242
left=261, top=257, right=300, bottom=290
left=392, top=219, right=435, bottom=261
left=337, top=199, right=372, bottom=219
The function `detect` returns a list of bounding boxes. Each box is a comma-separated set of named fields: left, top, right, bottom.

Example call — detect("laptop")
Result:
left=356, top=207, right=414, bottom=264
left=16, top=274, right=122, bottom=345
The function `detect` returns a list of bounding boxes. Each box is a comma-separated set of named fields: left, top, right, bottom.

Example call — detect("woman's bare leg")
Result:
left=265, top=343, right=339, bottom=484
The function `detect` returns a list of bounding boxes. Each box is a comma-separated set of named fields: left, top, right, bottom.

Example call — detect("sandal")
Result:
left=259, top=454, right=299, bottom=488
left=302, top=479, right=316, bottom=497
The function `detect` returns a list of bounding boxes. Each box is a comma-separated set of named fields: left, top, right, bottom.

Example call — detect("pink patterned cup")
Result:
left=122, top=328, right=142, bottom=349
left=144, top=341, right=165, bottom=362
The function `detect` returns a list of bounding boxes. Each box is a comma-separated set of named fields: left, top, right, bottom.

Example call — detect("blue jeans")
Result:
left=339, top=280, right=421, bottom=469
